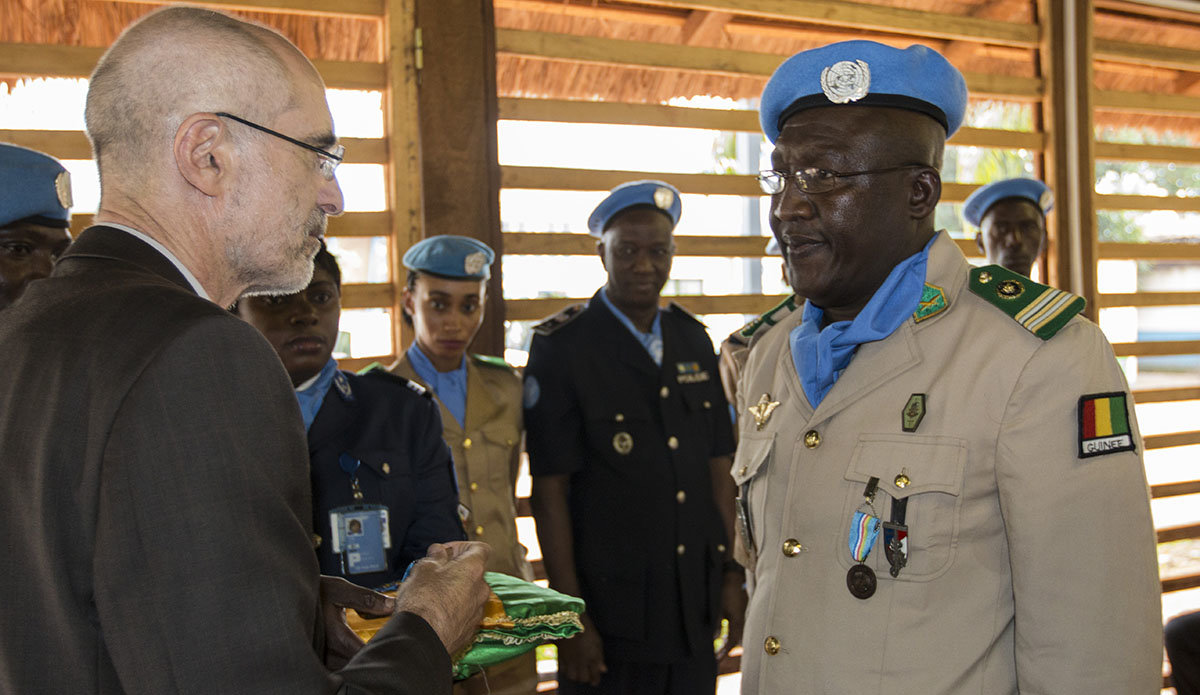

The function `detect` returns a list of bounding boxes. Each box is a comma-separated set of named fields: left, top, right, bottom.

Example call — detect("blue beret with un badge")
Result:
left=0, top=143, right=73, bottom=229
left=403, top=235, right=495, bottom=280
left=759, top=40, right=969, bottom=144
left=962, top=178, right=1054, bottom=228
left=586, top=180, right=682, bottom=237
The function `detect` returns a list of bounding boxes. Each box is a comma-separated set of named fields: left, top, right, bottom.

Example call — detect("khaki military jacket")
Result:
left=735, top=231, right=1162, bottom=695
left=393, top=354, right=533, bottom=580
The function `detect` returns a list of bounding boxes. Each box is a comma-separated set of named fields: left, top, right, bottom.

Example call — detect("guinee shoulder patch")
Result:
left=1078, top=392, right=1135, bottom=458
left=968, top=264, right=1084, bottom=339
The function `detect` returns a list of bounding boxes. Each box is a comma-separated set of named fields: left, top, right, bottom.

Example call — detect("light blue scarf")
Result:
left=599, top=287, right=664, bottom=366
left=790, top=236, right=934, bottom=407
left=408, top=343, right=468, bottom=427
left=295, top=357, right=339, bottom=431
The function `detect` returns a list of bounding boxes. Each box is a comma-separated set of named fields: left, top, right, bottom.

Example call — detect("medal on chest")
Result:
left=846, top=477, right=881, bottom=599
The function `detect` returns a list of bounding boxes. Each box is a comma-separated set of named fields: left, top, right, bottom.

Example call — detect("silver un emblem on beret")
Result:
left=653, top=186, right=674, bottom=211
left=464, top=251, right=487, bottom=275
left=1039, top=189, right=1054, bottom=211
left=820, top=59, right=871, bottom=104
left=55, top=170, right=73, bottom=209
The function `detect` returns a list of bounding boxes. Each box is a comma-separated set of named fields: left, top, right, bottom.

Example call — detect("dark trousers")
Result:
left=558, top=652, right=717, bottom=695
left=1169, top=611, right=1200, bottom=695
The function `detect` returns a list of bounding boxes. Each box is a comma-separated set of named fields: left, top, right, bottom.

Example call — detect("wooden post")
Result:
left=1039, top=0, right=1099, bottom=319
left=414, top=0, right=506, bottom=357
left=384, top=0, right=425, bottom=355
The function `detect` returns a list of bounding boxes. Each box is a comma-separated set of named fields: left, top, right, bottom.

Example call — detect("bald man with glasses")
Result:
left=0, top=7, right=489, bottom=695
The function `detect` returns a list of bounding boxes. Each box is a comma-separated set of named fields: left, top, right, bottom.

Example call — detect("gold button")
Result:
left=804, top=430, right=821, bottom=449
left=979, top=271, right=992, bottom=284
left=764, top=636, right=781, bottom=655
left=894, top=473, right=910, bottom=489
left=312, top=533, right=322, bottom=549
left=615, top=413, right=625, bottom=422
left=382, top=462, right=391, bottom=474
left=738, top=466, right=747, bottom=476
left=782, top=539, right=803, bottom=557
left=676, top=544, right=686, bottom=555
left=506, top=439, right=514, bottom=446
left=716, top=543, right=726, bottom=553
left=676, top=490, right=686, bottom=503
left=470, top=482, right=479, bottom=491
left=668, top=436, right=679, bottom=450
left=703, top=400, right=711, bottom=409
left=474, top=525, right=484, bottom=536
left=462, top=438, right=472, bottom=450
left=660, top=386, right=670, bottom=399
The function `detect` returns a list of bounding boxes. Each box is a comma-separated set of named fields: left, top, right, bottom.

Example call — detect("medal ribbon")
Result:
left=848, top=510, right=880, bottom=563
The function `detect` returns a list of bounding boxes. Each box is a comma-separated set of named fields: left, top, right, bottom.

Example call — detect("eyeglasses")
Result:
left=757, top=165, right=927, bottom=195
left=215, top=112, right=344, bottom=180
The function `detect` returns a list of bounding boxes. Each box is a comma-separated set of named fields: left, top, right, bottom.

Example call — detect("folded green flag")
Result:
left=452, top=572, right=586, bottom=680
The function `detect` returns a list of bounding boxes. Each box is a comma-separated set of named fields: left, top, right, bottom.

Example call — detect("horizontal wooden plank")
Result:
left=1094, top=141, right=1200, bottom=165
left=0, top=42, right=383, bottom=90
left=1100, top=242, right=1200, bottom=260
left=1163, top=573, right=1200, bottom=594
left=340, top=282, right=394, bottom=309
left=1096, top=89, right=1200, bottom=117
left=103, top=0, right=385, bottom=17
left=1133, top=386, right=1200, bottom=404
left=68, top=211, right=391, bottom=238
left=501, top=165, right=979, bottom=202
left=1152, top=480, right=1200, bottom=499
left=506, top=293, right=785, bottom=321
left=630, top=0, right=1039, bottom=48
left=1112, top=340, right=1200, bottom=358
left=1095, top=38, right=1200, bottom=73
left=1146, top=431, right=1200, bottom=450
left=1158, top=523, right=1200, bottom=544
left=1099, top=292, right=1200, bottom=308
left=1096, top=193, right=1200, bottom=212
left=497, top=99, right=1045, bottom=150
left=0, top=130, right=387, bottom=164
left=495, top=30, right=1041, bottom=100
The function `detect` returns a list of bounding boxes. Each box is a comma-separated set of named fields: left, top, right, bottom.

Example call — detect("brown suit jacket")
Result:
left=0, top=226, right=450, bottom=694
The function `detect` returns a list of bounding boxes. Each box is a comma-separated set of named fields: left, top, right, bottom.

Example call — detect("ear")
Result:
left=401, top=285, right=416, bottom=317
left=975, top=232, right=985, bottom=255
left=174, top=113, right=232, bottom=197
left=908, top=167, right=941, bottom=221
left=596, top=238, right=608, bottom=270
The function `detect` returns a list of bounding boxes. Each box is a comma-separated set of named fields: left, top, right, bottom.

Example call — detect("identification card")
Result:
left=330, top=504, right=391, bottom=575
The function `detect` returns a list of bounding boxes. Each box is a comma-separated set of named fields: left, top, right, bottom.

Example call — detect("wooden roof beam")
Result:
left=941, top=0, right=1031, bottom=68
left=493, top=0, right=688, bottom=26
left=681, top=10, right=732, bottom=47
left=99, top=0, right=384, bottom=18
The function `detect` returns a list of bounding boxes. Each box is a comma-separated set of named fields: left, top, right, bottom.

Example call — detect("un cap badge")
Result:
left=464, top=251, right=487, bottom=276
left=55, top=170, right=73, bottom=209
left=653, top=186, right=675, bottom=211
left=820, top=59, right=870, bottom=104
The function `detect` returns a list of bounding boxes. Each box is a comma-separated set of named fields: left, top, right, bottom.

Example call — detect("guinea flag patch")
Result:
left=1078, top=392, right=1136, bottom=458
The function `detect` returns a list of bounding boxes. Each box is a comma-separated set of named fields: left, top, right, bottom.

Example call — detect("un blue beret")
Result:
left=759, top=40, right=968, bottom=144
left=403, top=235, right=495, bottom=280
left=0, top=143, right=72, bottom=229
left=587, top=180, right=682, bottom=237
left=963, top=178, right=1053, bottom=228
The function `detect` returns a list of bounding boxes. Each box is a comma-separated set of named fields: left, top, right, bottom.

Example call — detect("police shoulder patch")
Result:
left=470, top=353, right=515, bottom=372
left=968, top=264, right=1085, bottom=340
left=668, top=301, right=705, bottom=326
left=738, top=294, right=800, bottom=341
left=532, top=303, right=585, bottom=336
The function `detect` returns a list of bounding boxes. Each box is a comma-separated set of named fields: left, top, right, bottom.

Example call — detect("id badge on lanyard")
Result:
left=330, top=504, right=391, bottom=575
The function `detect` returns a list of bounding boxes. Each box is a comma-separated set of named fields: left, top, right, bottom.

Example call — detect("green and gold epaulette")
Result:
left=737, top=295, right=799, bottom=342
left=968, top=264, right=1085, bottom=340
left=532, top=303, right=585, bottom=336
left=471, top=353, right=515, bottom=371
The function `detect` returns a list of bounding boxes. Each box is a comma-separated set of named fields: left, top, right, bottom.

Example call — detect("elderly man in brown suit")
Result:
left=733, top=40, right=1161, bottom=694
left=0, top=7, right=488, bottom=694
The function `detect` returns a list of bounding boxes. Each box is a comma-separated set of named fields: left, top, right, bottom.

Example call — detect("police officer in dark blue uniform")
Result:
left=236, top=245, right=465, bottom=589
left=524, top=180, right=742, bottom=695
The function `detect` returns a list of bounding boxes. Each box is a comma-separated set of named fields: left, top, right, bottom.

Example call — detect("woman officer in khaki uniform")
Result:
left=389, top=235, right=537, bottom=694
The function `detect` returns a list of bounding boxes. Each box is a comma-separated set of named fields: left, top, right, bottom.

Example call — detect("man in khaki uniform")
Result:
left=734, top=40, right=1162, bottom=694
left=391, top=234, right=536, bottom=694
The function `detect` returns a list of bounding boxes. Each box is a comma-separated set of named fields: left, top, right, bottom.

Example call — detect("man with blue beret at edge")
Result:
left=963, top=177, right=1053, bottom=277
left=523, top=180, right=743, bottom=694
left=734, top=40, right=1161, bottom=694
left=0, top=143, right=74, bottom=311
left=389, top=234, right=540, bottom=695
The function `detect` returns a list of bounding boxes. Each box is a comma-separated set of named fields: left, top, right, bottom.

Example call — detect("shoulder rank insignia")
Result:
left=968, top=265, right=1085, bottom=340
left=912, top=283, right=948, bottom=323
left=668, top=301, right=705, bottom=326
left=471, top=353, right=514, bottom=372
left=359, top=366, right=431, bottom=398
left=532, top=303, right=585, bottom=336
left=737, top=295, right=799, bottom=342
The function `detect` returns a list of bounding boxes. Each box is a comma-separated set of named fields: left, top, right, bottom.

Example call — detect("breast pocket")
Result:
left=840, top=434, right=966, bottom=581
left=355, top=450, right=415, bottom=519
left=731, top=432, right=774, bottom=567
left=584, top=406, right=656, bottom=464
